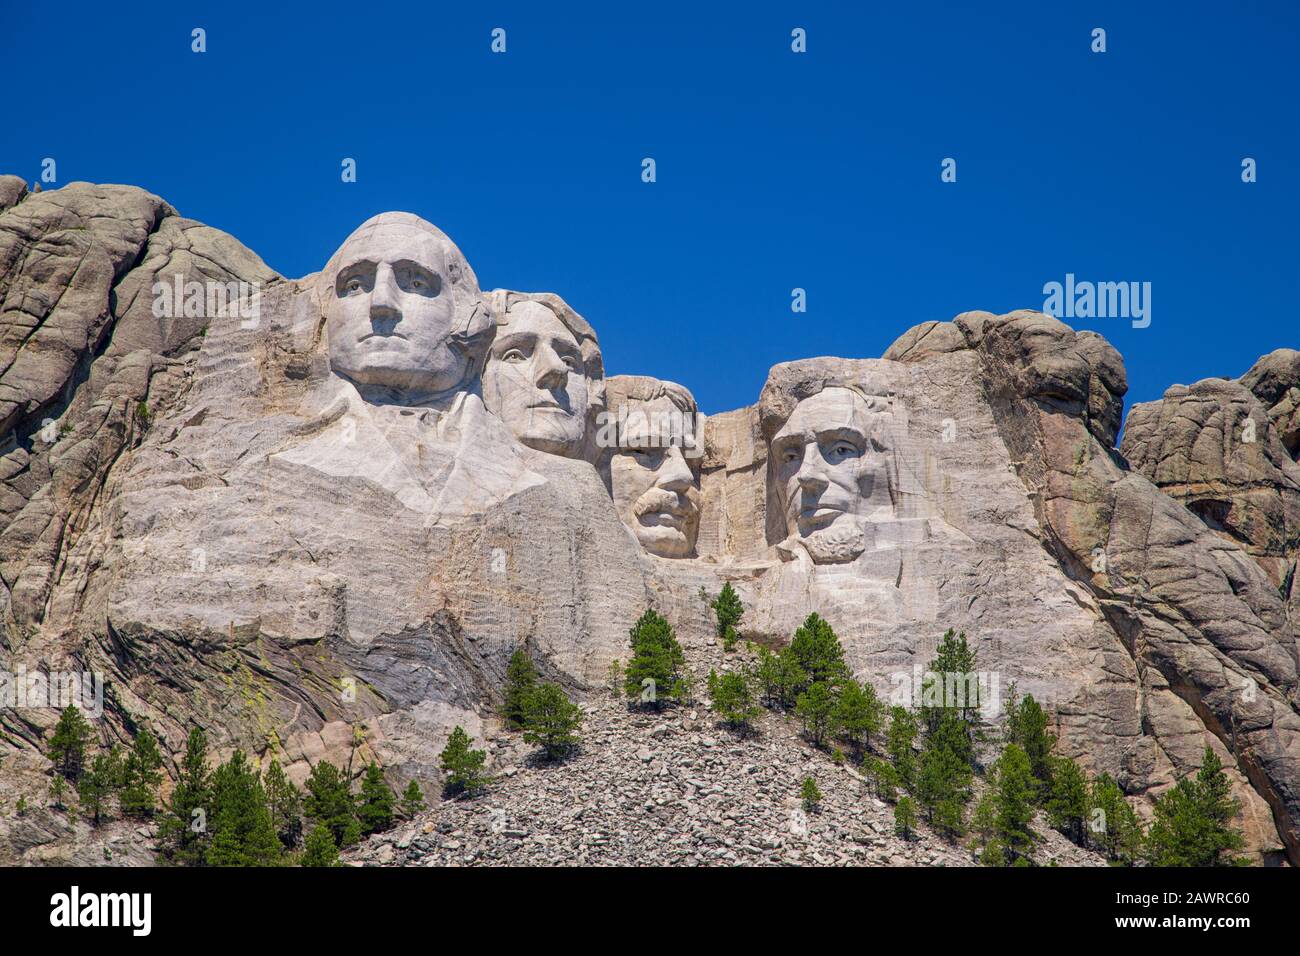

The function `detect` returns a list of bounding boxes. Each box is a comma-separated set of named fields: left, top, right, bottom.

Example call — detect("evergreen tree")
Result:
left=989, top=744, right=1037, bottom=865
left=710, top=582, right=744, bottom=650
left=159, top=727, right=211, bottom=865
left=795, top=681, right=837, bottom=748
left=401, top=779, right=426, bottom=818
left=832, top=677, right=884, bottom=755
left=800, top=776, right=822, bottom=811
left=502, top=646, right=538, bottom=729
left=301, top=823, right=340, bottom=867
left=969, top=790, right=997, bottom=849
left=623, top=609, right=689, bottom=708
left=915, top=712, right=973, bottom=839
left=706, top=668, right=761, bottom=731
left=861, top=755, right=901, bottom=803
left=304, top=760, right=361, bottom=849
left=605, top=659, right=624, bottom=699
left=885, top=706, right=919, bottom=792
left=77, top=745, right=124, bottom=826
left=522, top=683, right=583, bottom=760
left=1088, top=772, right=1143, bottom=864
left=439, top=725, right=489, bottom=797
left=47, top=705, right=92, bottom=781
left=920, top=629, right=980, bottom=732
left=49, top=774, right=68, bottom=810
left=1045, top=755, right=1089, bottom=845
left=754, top=646, right=806, bottom=710
left=894, top=796, right=918, bottom=840
left=787, top=613, right=848, bottom=688
left=1005, top=687, right=1055, bottom=793
left=120, top=728, right=164, bottom=818
left=205, top=750, right=280, bottom=866
left=263, top=758, right=303, bottom=849
left=357, top=762, right=396, bottom=834
left=1144, top=746, right=1245, bottom=867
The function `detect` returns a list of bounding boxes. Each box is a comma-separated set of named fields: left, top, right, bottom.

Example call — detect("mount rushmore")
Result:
left=0, top=176, right=1297, bottom=864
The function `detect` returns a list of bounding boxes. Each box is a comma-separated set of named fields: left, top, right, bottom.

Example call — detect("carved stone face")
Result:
left=609, top=395, right=701, bottom=558
left=771, top=387, right=893, bottom=563
left=483, top=301, right=590, bottom=457
left=324, top=217, right=477, bottom=399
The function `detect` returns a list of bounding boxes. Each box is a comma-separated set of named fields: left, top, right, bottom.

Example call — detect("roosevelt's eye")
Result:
left=501, top=348, right=527, bottom=364
left=781, top=448, right=800, bottom=464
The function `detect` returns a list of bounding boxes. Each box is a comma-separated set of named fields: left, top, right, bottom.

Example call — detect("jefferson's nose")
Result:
left=369, top=263, right=401, bottom=323
left=656, top=446, right=694, bottom=492
left=534, top=344, right=569, bottom=390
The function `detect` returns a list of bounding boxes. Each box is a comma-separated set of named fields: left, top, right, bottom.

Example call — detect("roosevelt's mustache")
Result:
left=634, top=489, right=696, bottom=517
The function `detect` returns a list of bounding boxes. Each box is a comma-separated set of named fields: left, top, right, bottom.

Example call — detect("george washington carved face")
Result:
left=320, top=213, right=491, bottom=402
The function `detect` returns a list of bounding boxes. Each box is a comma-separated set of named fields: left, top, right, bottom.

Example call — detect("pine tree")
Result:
left=263, top=758, right=303, bottom=849
left=624, top=609, right=689, bottom=708
left=920, top=629, right=980, bottom=732
left=710, top=582, right=744, bottom=650
left=1005, top=687, right=1055, bottom=793
left=502, top=646, right=538, bottom=729
left=1088, top=772, right=1143, bottom=864
left=301, top=822, right=340, bottom=867
left=989, top=744, right=1036, bottom=865
left=304, top=760, right=361, bottom=848
left=706, top=668, right=761, bottom=731
left=1045, top=755, right=1089, bottom=845
left=49, top=774, right=68, bottom=810
left=795, top=681, right=837, bottom=748
left=969, top=790, right=997, bottom=849
left=832, top=677, right=884, bottom=755
left=522, top=683, right=583, bottom=760
left=885, top=706, right=919, bottom=792
left=401, top=780, right=426, bottom=818
left=800, top=776, right=822, bottom=811
left=754, top=646, right=806, bottom=710
left=894, top=796, right=918, bottom=840
left=47, top=705, right=92, bottom=781
left=205, top=750, right=280, bottom=866
left=915, top=712, right=972, bottom=839
left=357, top=762, right=396, bottom=834
left=120, top=728, right=164, bottom=818
left=159, top=727, right=211, bottom=865
left=787, top=613, right=848, bottom=688
left=1145, top=746, right=1245, bottom=867
left=78, top=745, right=124, bottom=826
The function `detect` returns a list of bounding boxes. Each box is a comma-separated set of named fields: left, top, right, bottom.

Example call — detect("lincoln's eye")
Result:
left=562, top=355, right=579, bottom=371
left=782, top=448, right=800, bottom=464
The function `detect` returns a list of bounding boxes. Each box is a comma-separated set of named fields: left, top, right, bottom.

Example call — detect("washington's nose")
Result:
left=535, top=345, right=569, bottom=390
left=656, top=446, right=694, bottom=492
left=369, top=263, right=402, bottom=323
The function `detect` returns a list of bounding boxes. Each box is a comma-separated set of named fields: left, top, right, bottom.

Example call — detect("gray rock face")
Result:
left=1, top=179, right=1297, bottom=865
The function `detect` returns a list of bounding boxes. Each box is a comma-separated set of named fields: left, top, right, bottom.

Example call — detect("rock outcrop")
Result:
left=1, top=178, right=1297, bottom=865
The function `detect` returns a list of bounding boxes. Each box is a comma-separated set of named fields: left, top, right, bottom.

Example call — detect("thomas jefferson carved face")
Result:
left=771, top=387, right=894, bottom=563
left=322, top=215, right=487, bottom=400
left=483, top=299, right=594, bottom=457
left=609, top=392, right=701, bottom=558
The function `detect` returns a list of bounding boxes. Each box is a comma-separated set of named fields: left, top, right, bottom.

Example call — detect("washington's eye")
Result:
left=409, top=276, right=426, bottom=290
left=344, top=278, right=364, bottom=295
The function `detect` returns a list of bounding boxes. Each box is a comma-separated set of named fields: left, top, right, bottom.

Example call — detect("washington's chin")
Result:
left=635, top=526, right=696, bottom=558
left=334, top=351, right=468, bottom=393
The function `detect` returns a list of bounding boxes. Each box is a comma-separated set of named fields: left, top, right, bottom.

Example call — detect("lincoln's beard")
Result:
left=794, top=513, right=867, bottom=564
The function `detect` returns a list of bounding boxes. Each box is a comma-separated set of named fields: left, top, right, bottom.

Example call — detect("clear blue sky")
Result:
left=4, top=1, right=1297, bottom=417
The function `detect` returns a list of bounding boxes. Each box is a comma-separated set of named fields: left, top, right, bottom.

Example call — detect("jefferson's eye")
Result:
left=827, top=441, right=860, bottom=459
left=501, top=349, right=526, bottom=363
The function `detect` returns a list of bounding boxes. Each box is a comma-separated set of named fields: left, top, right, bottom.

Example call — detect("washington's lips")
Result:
left=359, top=331, right=407, bottom=342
